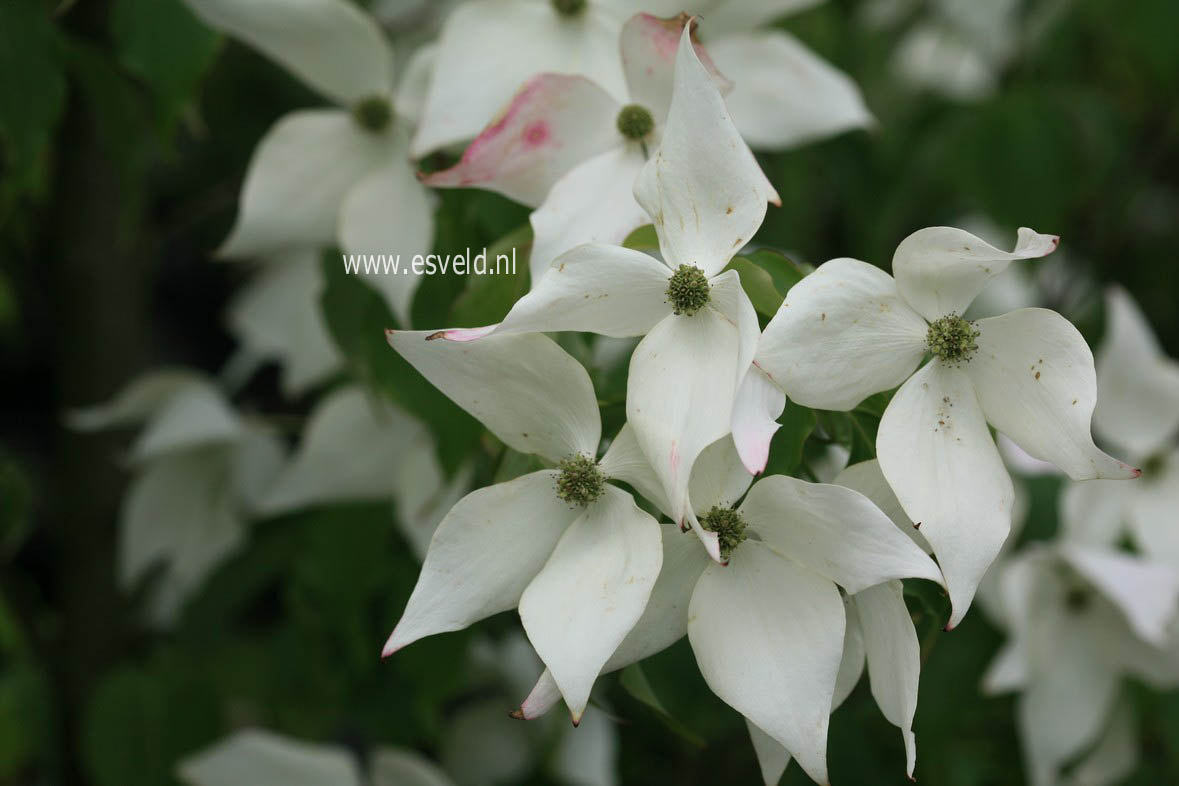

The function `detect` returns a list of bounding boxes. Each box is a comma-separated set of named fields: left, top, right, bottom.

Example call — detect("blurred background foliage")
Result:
left=1, top=0, right=1178, bottom=784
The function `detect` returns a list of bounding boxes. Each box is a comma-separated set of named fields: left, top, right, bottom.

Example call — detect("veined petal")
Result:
left=878, top=361, right=1015, bottom=629
left=382, top=471, right=578, bottom=655
left=445, top=244, right=672, bottom=341
left=131, top=381, right=243, bottom=462
left=518, top=519, right=710, bottom=719
left=687, top=435, right=755, bottom=514
left=1059, top=477, right=1134, bottom=549
left=627, top=308, right=742, bottom=527
left=519, top=485, right=663, bottom=723
left=758, top=257, right=928, bottom=411
left=411, top=0, right=626, bottom=156
left=183, top=0, right=393, bottom=106
left=746, top=719, right=792, bottom=786
left=892, top=226, right=1059, bottom=322
left=599, top=423, right=669, bottom=514
left=852, top=581, right=920, bottom=779
left=633, top=26, right=778, bottom=277
left=339, top=152, right=435, bottom=326
left=528, top=146, right=650, bottom=283
left=620, top=13, right=729, bottom=124
left=387, top=331, right=600, bottom=463
left=392, top=43, right=435, bottom=128
left=177, top=729, right=363, bottom=786
left=707, top=30, right=873, bottom=151
left=369, top=748, right=453, bottom=786
left=1059, top=543, right=1179, bottom=647
left=731, top=364, right=786, bottom=475
left=422, top=74, right=620, bottom=208
left=833, top=595, right=866, bottom=710
left=1093, top=286, right=1179, bottom=459
left=739, top=475, right=943, bottom=593
left=833, top=459, right=932, bottom=554
left=967, top=308, right=1138, bottom=480
left=1128, top=454, right=1179, bottom=566
left=1067, top=698, right=1139, bottom=786
left=226, top=251, right=340, bottom=397
left=218, top=110, right=393, bottom=258
left=688, top=540, right=843, bottom=785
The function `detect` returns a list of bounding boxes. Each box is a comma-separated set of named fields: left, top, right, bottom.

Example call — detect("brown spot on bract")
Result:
left=725, top=206, right=733, bottom=215
left=821, top=312, right=826, bottom=321
left=1035, top=371, right=1041, bottom=380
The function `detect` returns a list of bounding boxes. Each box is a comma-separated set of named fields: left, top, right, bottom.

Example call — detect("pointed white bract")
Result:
left=755, top=226, right=1137, bottom=628
left=185, top=0, right=432, bottom=323
left=384, top=330, right=662, bottom=722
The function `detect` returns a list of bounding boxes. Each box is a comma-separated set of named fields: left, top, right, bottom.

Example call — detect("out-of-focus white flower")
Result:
left=184, top=0, right=436, bottom=323
left=428, top=30, right=776, bottom=538
left=412, top=0, right=871, bottom=158
left=981, top=542, right=1179, bottom=786
left=258, top=385, right=470, bottom=559
left=69, top=371, right=285, bottom=626
left=518, top=437, right=942, bottom=784
left=178, top=728, right=453, bottom=786
left=225, top=249, right=342, bottom=398
left=748, top=226, right=1138, bottom=629
left=383, top=331, right=663, bottom=724
left=1062, top=287, right=1179, bottom=569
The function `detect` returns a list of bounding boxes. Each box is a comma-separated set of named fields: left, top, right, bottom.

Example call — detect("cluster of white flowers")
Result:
left=72, top=1, right=1174, bottom=785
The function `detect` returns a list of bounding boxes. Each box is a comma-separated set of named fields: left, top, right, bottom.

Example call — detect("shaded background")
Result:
left=1, top=0, right=1178, bottom=783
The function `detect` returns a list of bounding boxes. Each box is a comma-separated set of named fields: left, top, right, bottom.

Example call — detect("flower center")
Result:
left=352, top=95, right=392, bottom=132
left=926, top=313, right=980, bottom=365
left=700, top=506, right=747, bottom=561
left=551, top=0, right=586, bottom=16
left=556, top=454, right=606, bottom=506
left=666, top=264, right=711, bottom=316
left=616, top=104, right=655, bottom=141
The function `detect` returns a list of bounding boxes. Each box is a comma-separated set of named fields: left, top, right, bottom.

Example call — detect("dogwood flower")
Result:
left=515, top=434, right=942, bottom=784
left=179, top=728, right=454, bottom=786
left=412, top=0, right=871, bottom=158
left=1061, top=287, right=1179, bottom=569
left=981, top=542, right=1179, bottom=786
left=431, top=29, right=776, bottom=535
left=423, top=13, right=730, bottom=281
left=382, top=330, right=663, bottom=723
left=745, top=226, right=1138, bottom=628
left=259, top=385, right=470, bottom=559
left=70, top=371, right=285, bottom=625
left=184, top=0, right=436, bottom=323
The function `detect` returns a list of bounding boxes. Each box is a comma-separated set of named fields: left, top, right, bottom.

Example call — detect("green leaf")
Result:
left=619, top=663, right=706, bottom=748
left=448, top=224, right=532, bottom=327
left=0, top=453, right=32, bottom=560
left=0, top=0, right=66, bottom=194
left=739, top=248, right=808, bottom=298
left=723, top=257, right=782, bottom=316
left=319, top=251, right=482, bottom=472
left=110, top=0, right=221, bottom=130
left=763, top=397, right=817, bottom=476
left=845, top=391, right=892, bottom=465
left=622, top=224, right=659, bottom=252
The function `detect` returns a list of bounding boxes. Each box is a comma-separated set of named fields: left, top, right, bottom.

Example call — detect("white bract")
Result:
left=1062, top=287, right=1179, bottom=569
left=184, top=0, right=436, bottom=323
left=430, top=29, right=776, bottom=539
left=514, top=435, right=942, bottom=785
left=178, top=728, right=453, bottom=786
left=69, top=371, right=284, bottom=625
left=412, top=0, right=871, bottom=157
left=423, top=13, right=729, bottom=281
left=747, top=226, right=1138, bottom=628
left=981, top=542, right=1179, bottom=786
left=383, top=330, right=663, bottom=723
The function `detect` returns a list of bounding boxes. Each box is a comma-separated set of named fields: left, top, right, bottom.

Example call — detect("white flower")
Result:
left=178, top=728, right=454, bottom=786
left=258, top=385, right=471, bottom=559
left=1062, top=286, right=1179, bottom=569
left=514, top=436, right=943, bottom=785
left=422, top=13, right=731, bottom=281
left=981, top=542, right=1179, bottom=786
left=225, top=249, right=342, bottom=398
left=411, top=0, right=872, bottom=158
left=383, top=330, right=664, bottom=723
left=69, top=371, right=285, bottom=625
left=184, top=0, right=436, bottom=323
left=428, top=29, right=776, bottom=541
left=745, top=226, right=1138, bottom=628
